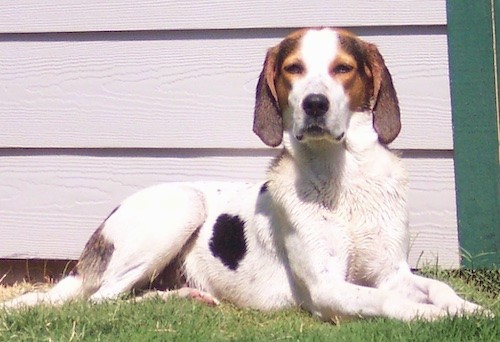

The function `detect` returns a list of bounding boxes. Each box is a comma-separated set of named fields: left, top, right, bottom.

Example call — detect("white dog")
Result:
left=2, top=27, right=486, bottom=322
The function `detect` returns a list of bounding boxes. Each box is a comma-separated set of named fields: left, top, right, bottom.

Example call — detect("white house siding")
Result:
left=0, top=1, right=459, bottom=267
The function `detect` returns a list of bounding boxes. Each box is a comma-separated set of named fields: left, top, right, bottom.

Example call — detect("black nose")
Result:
left=302, top=94, right=330, bottom=117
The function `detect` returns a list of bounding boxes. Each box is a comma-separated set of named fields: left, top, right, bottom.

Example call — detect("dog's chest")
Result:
left=339, top=150, right=409, bottom=285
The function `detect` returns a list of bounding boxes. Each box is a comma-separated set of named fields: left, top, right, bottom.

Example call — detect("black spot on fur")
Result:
left=209, top=214, right=247, bottom=271
left=259, top=181, right=269, bottom=194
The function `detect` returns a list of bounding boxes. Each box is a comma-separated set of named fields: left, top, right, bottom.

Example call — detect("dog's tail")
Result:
left=1, top=274, right=85, bottom=310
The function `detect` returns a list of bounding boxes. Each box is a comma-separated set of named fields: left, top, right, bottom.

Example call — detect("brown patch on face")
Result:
left=336, top=29, right=401, bottom=144
left=334, top=31, right=373, bottom=112
left=275, top=58, right=296, bottom=109
left=273, top=29, right=307, bottom=111
left=275, top=28, right=374, bottom=114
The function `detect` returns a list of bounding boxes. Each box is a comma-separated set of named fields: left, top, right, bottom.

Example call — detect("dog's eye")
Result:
left=284, top=63, right=305, bottom=75
left=332, top=64, right=353, bottom=74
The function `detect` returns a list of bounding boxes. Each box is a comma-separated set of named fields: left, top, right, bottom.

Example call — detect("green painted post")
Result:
left=447, top=0, right=499, bottom=268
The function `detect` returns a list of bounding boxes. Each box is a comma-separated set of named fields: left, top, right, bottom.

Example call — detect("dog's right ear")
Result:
left=253, top=47, right=283, bottom=147
left=364, top=43, right=401, bottom=145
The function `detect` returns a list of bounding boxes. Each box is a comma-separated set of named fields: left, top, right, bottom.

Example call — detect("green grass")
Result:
left=1, top=270, right=498, bottom=341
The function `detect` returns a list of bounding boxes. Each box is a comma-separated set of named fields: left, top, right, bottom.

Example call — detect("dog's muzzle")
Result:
left=296, top=94, right=345, bottom=143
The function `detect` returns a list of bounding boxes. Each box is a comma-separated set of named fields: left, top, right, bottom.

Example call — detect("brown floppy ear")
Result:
left=253, top=47, right=283, bottom=147
left=365, top=43, right=401, bottom=145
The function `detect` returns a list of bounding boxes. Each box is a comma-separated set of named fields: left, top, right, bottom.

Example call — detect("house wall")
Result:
left=0, top=1, right=459, bottom=267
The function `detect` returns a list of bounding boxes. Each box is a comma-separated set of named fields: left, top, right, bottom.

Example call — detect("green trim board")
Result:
left=447, top=0, right=500, bottom=268
left=496, top=1, right=500, bottom=152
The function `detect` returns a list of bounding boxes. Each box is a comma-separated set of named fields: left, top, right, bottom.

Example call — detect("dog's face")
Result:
left=277, top=29, right=371, bottom=144
left=253, top=27, right=400, bottom=147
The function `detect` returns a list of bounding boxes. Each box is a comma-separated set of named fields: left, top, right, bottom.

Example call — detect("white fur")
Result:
left=2, top=28, right=487, bottom=322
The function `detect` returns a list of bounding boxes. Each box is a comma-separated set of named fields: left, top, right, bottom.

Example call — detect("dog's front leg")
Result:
left=281, top=218, right=446, bottom=321
left=378, top=266, right=490, bottom=317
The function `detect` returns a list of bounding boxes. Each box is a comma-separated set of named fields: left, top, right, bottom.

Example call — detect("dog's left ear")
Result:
left=253, top=47, right=283, bottom=147
left=365, top=43, right=401, bottom=145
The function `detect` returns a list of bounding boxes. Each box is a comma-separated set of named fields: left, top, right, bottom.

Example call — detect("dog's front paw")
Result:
left=446, top=300, right=494, bottom=318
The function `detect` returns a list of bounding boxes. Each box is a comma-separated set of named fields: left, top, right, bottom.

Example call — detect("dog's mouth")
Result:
left=295, top=124, right=345, bottom=143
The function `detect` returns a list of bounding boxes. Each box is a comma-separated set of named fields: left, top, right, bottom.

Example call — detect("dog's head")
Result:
left=253, top=27, right=400, bottom=147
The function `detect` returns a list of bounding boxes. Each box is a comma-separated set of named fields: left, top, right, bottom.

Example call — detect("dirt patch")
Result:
left=0, top=282, right=52, bottom=302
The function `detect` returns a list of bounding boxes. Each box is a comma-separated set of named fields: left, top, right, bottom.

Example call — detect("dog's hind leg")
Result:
left=86, top=184, right=208, bottom=302
left=1, top=184, right=208, bottom=309
left=1, top=275, right=84, bottom=309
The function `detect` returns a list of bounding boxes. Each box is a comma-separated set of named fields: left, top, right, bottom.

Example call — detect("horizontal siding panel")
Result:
left=406, top=155, right=460, bottom=267
left=0, top=1, right=446, bottom=34
left=0, top=30, right=452, bottom=150
left=0, top=151, right=459, bottom=267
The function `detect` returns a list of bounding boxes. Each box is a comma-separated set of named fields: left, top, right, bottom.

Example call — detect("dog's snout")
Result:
left=302, top=94, right=329, bottom=117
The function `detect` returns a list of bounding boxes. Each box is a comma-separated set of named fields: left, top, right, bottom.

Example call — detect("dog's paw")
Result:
left=0, top=292, right=45, bottom=310
left=446, top=301, right=494, bottom=318
left=135, top=288, right=220, bottom=306
left=175, top=287, right=220, bottom=306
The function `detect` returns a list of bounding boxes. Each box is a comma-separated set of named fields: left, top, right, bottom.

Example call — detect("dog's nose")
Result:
left=302, top=94, right=329, bottom=117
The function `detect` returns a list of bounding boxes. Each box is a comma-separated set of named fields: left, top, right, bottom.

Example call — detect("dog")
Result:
left=2, top=27, right=487, bottom=322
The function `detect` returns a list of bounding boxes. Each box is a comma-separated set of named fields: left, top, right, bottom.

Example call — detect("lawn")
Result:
left=0, top=269, right=498, bottom=341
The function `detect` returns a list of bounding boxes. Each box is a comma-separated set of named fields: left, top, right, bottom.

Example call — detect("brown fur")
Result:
left=73, top=224, right=114, bottom=288
left=363, top=43, right=401, bottom=144
left=253, top=48, right=282, bottom=147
